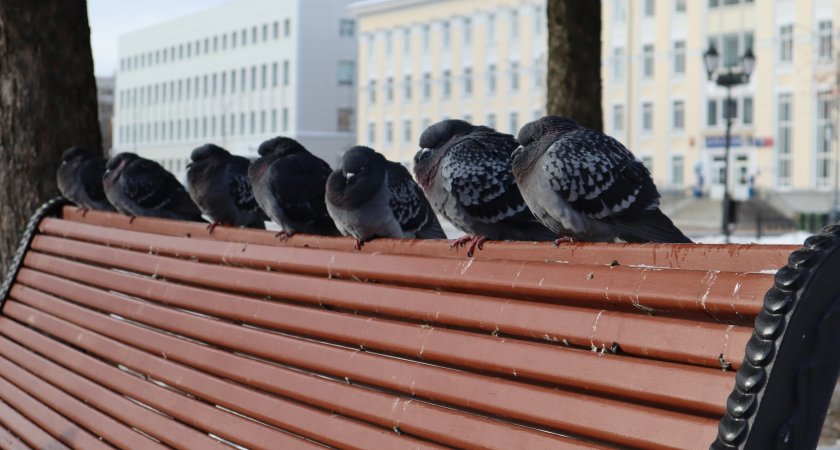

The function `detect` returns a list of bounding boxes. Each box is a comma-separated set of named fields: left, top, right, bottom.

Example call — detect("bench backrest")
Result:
left=0, top=198, right=838, bottom=450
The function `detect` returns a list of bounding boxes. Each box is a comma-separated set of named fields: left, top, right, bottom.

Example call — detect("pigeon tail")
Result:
left=610, top=208, right=693, bottom=244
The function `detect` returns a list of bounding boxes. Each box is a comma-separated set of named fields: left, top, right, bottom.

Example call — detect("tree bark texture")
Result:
left=546, top=0, right=603, bottom=132
left=0, top=1, right=101, bottom=275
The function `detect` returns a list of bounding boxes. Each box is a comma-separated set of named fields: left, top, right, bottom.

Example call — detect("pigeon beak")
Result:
left=345, top=172, right=355, bottom=182
left=186, top=162, right=193, bottom=169
left=415, top=148, right=432, bottom=162
left=512, top=145, right=525, bottom=160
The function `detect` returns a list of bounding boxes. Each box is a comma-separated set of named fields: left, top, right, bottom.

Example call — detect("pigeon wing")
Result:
left=386, top=162, right=445, bottom=238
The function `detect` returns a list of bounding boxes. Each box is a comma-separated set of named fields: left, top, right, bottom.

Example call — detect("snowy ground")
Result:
left=690, top=230, right=813, bottom=245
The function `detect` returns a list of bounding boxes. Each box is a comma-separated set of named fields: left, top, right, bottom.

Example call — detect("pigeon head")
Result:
left=190, top=144, right=229, bottom=163
left=61, top=146, right=93, bottom=164
left=103, top=152, right=139, bottom=187
left=414, top=119, right=478, bottom=187
left=521, top=116, right=579, bottom=144
left=257, top=136, right=309, bottom=158
left=339, top=146, right=383, bottom=185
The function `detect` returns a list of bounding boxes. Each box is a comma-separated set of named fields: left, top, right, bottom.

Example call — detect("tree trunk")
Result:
left=0, top=1, right=101, bottom=275
left=546, top=0, right=603, bottom=132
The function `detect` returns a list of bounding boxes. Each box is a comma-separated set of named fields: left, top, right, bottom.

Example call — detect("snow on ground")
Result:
left=691, top=230, right=813, bottom=245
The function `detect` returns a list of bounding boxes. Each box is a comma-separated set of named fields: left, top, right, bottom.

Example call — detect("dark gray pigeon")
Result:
left=103, top=152, right=204, bottom=222
left=187, top=144, right=267, bottom=232
left=56, top=146, right=117, bottom=213
left=326, top=146, right=446, bottom=250
left=512, top=116, right=692, bottom=243
left=413, top=119, right=555, bottom=256
left=248, top=136, right=340, bottom=239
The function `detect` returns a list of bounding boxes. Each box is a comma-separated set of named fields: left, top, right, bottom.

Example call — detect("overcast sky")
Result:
left=87, top=0, right=229, bottom=77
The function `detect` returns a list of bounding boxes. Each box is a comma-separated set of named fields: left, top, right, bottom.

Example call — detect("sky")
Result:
left=87, top=0, right=229, bottom=77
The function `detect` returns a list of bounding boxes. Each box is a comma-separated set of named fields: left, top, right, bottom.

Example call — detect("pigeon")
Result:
left=413, top=119, right=555, bottom=256
left=326, top=146, right=446, bottom=250
left=103, top=152, right=205, bottom=222
left=248, top=136, right=340, bottom=239
left=187, top=144, right=268, bottom=232
left=56, top=146, right=117, bottom=214
left=511, top=116, right=692, bottom=243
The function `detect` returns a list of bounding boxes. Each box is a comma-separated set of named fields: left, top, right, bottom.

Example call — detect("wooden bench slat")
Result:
left=0, top=365, right=115, bottom=450
left=16, top=259, right=736, bottom=417
left=1, top=300, right=443, bottom=450
left=3, top=283, right=596, bottom=450
left=0, top=329, right=219, bottom=450
left=0, top=419, right=32, bottom=450
left=0, top=401, right=65, bottom=450
left=8, top=276, right=719, bottom=449
left=24, top=247, right=752, bottom=370
left=35, top=223, right=772, bottom=324
left=59, top=209, right=798, bottom=272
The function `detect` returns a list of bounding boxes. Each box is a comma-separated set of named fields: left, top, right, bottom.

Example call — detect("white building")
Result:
left=113, top=0, right=358, bottom=180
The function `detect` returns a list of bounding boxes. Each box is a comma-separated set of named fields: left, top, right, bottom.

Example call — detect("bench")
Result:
left=0, top=196, right=838, bottom=449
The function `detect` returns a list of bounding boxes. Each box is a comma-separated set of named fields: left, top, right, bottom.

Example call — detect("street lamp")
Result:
left=703, top=44, right=755, bottom=243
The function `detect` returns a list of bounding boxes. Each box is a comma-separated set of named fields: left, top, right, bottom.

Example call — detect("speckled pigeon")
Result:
left=248, top=136, right=340, bottom=239
left=187, top=144, right=267, bottom=232
left=512, top=116, right=692, bottom=243
left=413, top=119, right=555, bottom=256
left=103, top=152, right=204, bottom=222
left=326, top=146, right=445, bottom=250
left=56, top=146, right=117, bottom=213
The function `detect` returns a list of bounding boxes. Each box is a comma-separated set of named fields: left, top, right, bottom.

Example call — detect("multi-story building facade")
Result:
left=113, top=0, right=357, bottom=181
left=350, top=0, right=547, bottom=165
left=602, top=0, right=839, bottom=214
left=96, top=76, right=115, bottom=154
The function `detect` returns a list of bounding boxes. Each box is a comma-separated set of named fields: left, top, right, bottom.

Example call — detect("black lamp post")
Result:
left=703, top=45, right=756, bottom=243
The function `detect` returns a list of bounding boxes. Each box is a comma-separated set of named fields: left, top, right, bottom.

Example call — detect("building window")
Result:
left=240, top=68, right=246, bottom=91
left=644, top=0, right=655, bottom=16
left=463, top=67, right=473, bottom=96
left=422, top=25, right=430, bottom=51
left=386, top=77, right=394, bottom=102
left=817, top=91, right=833, bottom=187
left=707, top=99, right=718, bottom=127
left=249, top=112, right=255, bottom=134
left=442, top=21, right=451, bottom=49
left=403, top=28, right=411, bottom=53
left=203, top=75, right=208, bottom=97
left=270, top=110, right=276, bottom=133
left=338, top=61, right=354, bottom=85
left=403, top=119, right=412, bottom=142
left=283, top=60, right=290, bottom=86
left=442, top=70, right=451, bottom=99
left=251, top=26, right=257, bottom=43
left=722, top=33, right=740, bottom=68
left=673, top=41, right=685, bottom=75
left=487, top=13, right=495, bottom=44
left=463, top=18, right=472, bottom=45
left=486, top=113, right=496, bottom=129
left=422, top=73, right=431, bottom=100
left=337, top=108, right=353, bottom=132
left=779, top=24, right=793, bottom=63
left=272, top=62, right=279, bottom=87
left=340, top=19, right=355, bottom=37
left=231, top=70, right=236, bottom=93
left=510, top=62, right=519, bottom=91
left=368, top=122, right=376, bottom=144
left=671, top=155, right=684, bottom=186
left=241, top=29, right=247, bottom=46
left=273, top=21, right=279, bottom=39
left=675, top=0, right=686, bottom=13
left=261, top=64, right=267, bottom=89
left=385, top=31, right=393, bottom=56
left=642, top=102, right=653, bottom=132
left=743, top=97, right=753, bottom=125
left=239, top=113, right=244, bottom=135
left=386, top=121, right=393, bottom=144
left=613, top=104, right=624, bottom=133
left=282, top=108, right=289, bottom=131
left=509, top=112, right=518, bottom=134
left=250, top=66, right=257, bottom=90
left=221, top=72, right=226, bottom=95
left=510, top=11, right=519, bottom=40
left=260, top=110, right=266, bottom=133
left=819, top=20, right=833, bottom=62
left=487, top=64, right=496, bottom=94
left=642, top=44, right=654, bottom=78
left=367, top=34, right=375, bottom=63
left=672, top=100, right=685, bottom=130
left=262, top=24, right=268, bottom=41
left=232, top=32, right=237, bottom=48
left=613, top=47, right=625, bottom=82
left=186, top=78, right=191, bottom=99
left=613, top=0, right=626, bottom=22
left=369, top=80, right=377, bottom=103
left=284, top=19, right=291, bottom=37
left=404, top=75, right=412, bottom=100
left=777, top=93, right=793, bottom=187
